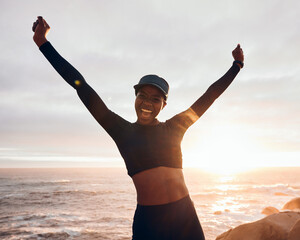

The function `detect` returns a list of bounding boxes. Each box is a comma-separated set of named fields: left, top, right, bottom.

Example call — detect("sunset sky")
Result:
left=0, top=0, right=299, bottom=171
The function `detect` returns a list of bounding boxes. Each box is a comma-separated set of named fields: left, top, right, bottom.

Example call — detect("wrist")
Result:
left=233, top=60, right=244, bottom=69
left=33, top=36, right=48, bottom=47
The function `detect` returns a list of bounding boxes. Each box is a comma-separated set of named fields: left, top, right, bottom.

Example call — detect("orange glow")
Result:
left=183, top=124, right=264, bottom=174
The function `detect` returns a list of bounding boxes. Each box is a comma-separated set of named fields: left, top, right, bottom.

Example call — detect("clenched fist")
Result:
left=32, top=16, right=50, bottom=47
left=232, top=44, right=244, bottom=67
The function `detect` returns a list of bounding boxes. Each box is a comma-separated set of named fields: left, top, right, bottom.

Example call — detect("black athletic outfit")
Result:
left=39, top=41, right=241, bottom=240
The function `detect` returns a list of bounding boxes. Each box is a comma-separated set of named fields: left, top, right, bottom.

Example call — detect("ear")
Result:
left=162, top=101, right=167, bottom=109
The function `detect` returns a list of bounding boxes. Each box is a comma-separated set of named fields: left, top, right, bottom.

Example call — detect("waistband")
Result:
left=136, top=194, right=192, bottom=209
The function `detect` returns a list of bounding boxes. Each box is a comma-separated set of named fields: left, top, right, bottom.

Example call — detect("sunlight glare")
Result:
left=184, top=124, right=263, bottom=175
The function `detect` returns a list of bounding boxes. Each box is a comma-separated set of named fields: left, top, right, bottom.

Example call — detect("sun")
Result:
left=183, top=124, right=263, bottom=175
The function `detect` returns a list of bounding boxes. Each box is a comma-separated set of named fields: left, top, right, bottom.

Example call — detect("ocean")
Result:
left=0, top=167, right=299, bottom=240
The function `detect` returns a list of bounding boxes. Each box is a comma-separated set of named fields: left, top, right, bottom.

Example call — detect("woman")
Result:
left=32, top=16, right=244, bottom=240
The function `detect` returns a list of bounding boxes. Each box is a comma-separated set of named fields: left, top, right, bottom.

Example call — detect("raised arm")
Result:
left=190, top=44, right=244, bottom=118
left=169, top=45, right=244, bottom=131
left=32, top=16, right=111, bottom=127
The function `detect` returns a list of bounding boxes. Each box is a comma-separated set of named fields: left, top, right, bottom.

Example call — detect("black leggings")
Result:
left=132, top=195, right=205, bottom=240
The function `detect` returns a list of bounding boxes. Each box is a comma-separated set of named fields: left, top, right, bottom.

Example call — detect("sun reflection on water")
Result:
left=211, top=174, right=246, bottom=214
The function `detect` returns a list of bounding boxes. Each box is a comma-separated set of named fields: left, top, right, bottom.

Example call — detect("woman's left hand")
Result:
left=32, top=16, right=50, bottom=47
left=232, top=44, right=244, bottom=63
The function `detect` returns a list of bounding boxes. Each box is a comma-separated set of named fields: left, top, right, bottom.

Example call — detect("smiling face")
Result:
left=135, top=85, right=167, bottom=126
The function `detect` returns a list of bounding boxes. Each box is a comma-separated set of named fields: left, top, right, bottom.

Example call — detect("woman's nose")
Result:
left=142, top=98, right=152, bottom=105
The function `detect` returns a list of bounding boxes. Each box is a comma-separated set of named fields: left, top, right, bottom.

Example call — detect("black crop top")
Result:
left=39, top=41, right=240, bottom=177
left=101, top=108, right=197, bottom=176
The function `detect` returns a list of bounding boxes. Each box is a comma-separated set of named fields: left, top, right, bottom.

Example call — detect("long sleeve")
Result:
left=168, top=62, right=241, bottom=132
left=190, top=62, right=240, bottom=118
left=39, top=41, right=112, bottom=128
left=39, top=41, right=85, bottom=89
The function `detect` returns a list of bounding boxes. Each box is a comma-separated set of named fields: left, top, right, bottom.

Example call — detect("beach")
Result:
left=1, top=167, right=299, bottom=240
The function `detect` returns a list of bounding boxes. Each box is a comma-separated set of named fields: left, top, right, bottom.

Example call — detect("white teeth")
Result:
left=141, top=109, right=152, bottom=113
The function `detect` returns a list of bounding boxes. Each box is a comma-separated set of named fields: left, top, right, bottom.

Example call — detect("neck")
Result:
left=136, top=118, right=160, bottom=126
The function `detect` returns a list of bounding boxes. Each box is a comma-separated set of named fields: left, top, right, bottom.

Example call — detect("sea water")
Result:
left=0, top=167, right=299, bottom=240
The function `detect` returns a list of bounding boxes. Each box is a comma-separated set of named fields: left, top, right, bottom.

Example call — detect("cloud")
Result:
left=0, top=0, right=299, bottom=162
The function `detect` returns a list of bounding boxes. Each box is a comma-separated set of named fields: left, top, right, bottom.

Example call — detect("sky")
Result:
left=0, top=0, right=299, bottom=171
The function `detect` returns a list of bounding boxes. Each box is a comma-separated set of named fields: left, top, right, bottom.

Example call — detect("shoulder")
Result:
left=102, top=110, right=132, bottom=137
left=166, top=108, right=199, bottom=132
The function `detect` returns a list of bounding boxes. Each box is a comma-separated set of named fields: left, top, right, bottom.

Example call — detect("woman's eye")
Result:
left=152, top=98, right=161, bottom=103
left=138, top=94, right=146, bottom=99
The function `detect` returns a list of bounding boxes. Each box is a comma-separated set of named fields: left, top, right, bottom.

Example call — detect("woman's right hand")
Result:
left=32, top=16, right=50, bottom=47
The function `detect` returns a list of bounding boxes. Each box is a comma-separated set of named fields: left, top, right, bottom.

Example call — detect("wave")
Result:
left=0, top=213, right=130, bottom=240
left=34, top=232, right=71, bottom=239
left=193, top=183, right=299, bottom=196
left=290, top=185, right=300, bottom=190
left=1, top=189, right=114, bottom=201
left=250, top=183, right=299, bottom=195
left=52, top=189, right=114, bottom=196
left=4, top=180, right=72, bottom=189
left=1, top=213, right=91, bottom=224
left=0, top=229, right=33, bottom=238
left=51, top=179, right=71, bottom=183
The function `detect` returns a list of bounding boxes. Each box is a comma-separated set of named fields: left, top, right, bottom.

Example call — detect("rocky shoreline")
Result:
left=216, top=197, right=300, bottom=240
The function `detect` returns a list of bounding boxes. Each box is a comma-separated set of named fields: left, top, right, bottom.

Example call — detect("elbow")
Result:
left=74, top=79, right=84, bottom=89
left=72, top=77, right=87, bottom=90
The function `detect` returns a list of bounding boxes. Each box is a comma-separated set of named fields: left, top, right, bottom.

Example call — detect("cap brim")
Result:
left=134, top=83, right=168, bottom=99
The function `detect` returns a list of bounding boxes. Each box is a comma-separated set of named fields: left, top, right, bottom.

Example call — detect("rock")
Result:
left=216, top=212, right=300, bottom=240
left=288, top=219, right=300, bottom=240
left=214, top=211, right=222, bottom=215
left=283, top=197, right=300, bottom=211
left=274, top=192, right=289, bottom=196
left=261, top=206, right=280, bottom=216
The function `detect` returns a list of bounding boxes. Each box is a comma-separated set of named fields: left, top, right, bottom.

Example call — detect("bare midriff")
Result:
left=131, top=166, right=189, bottom=206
